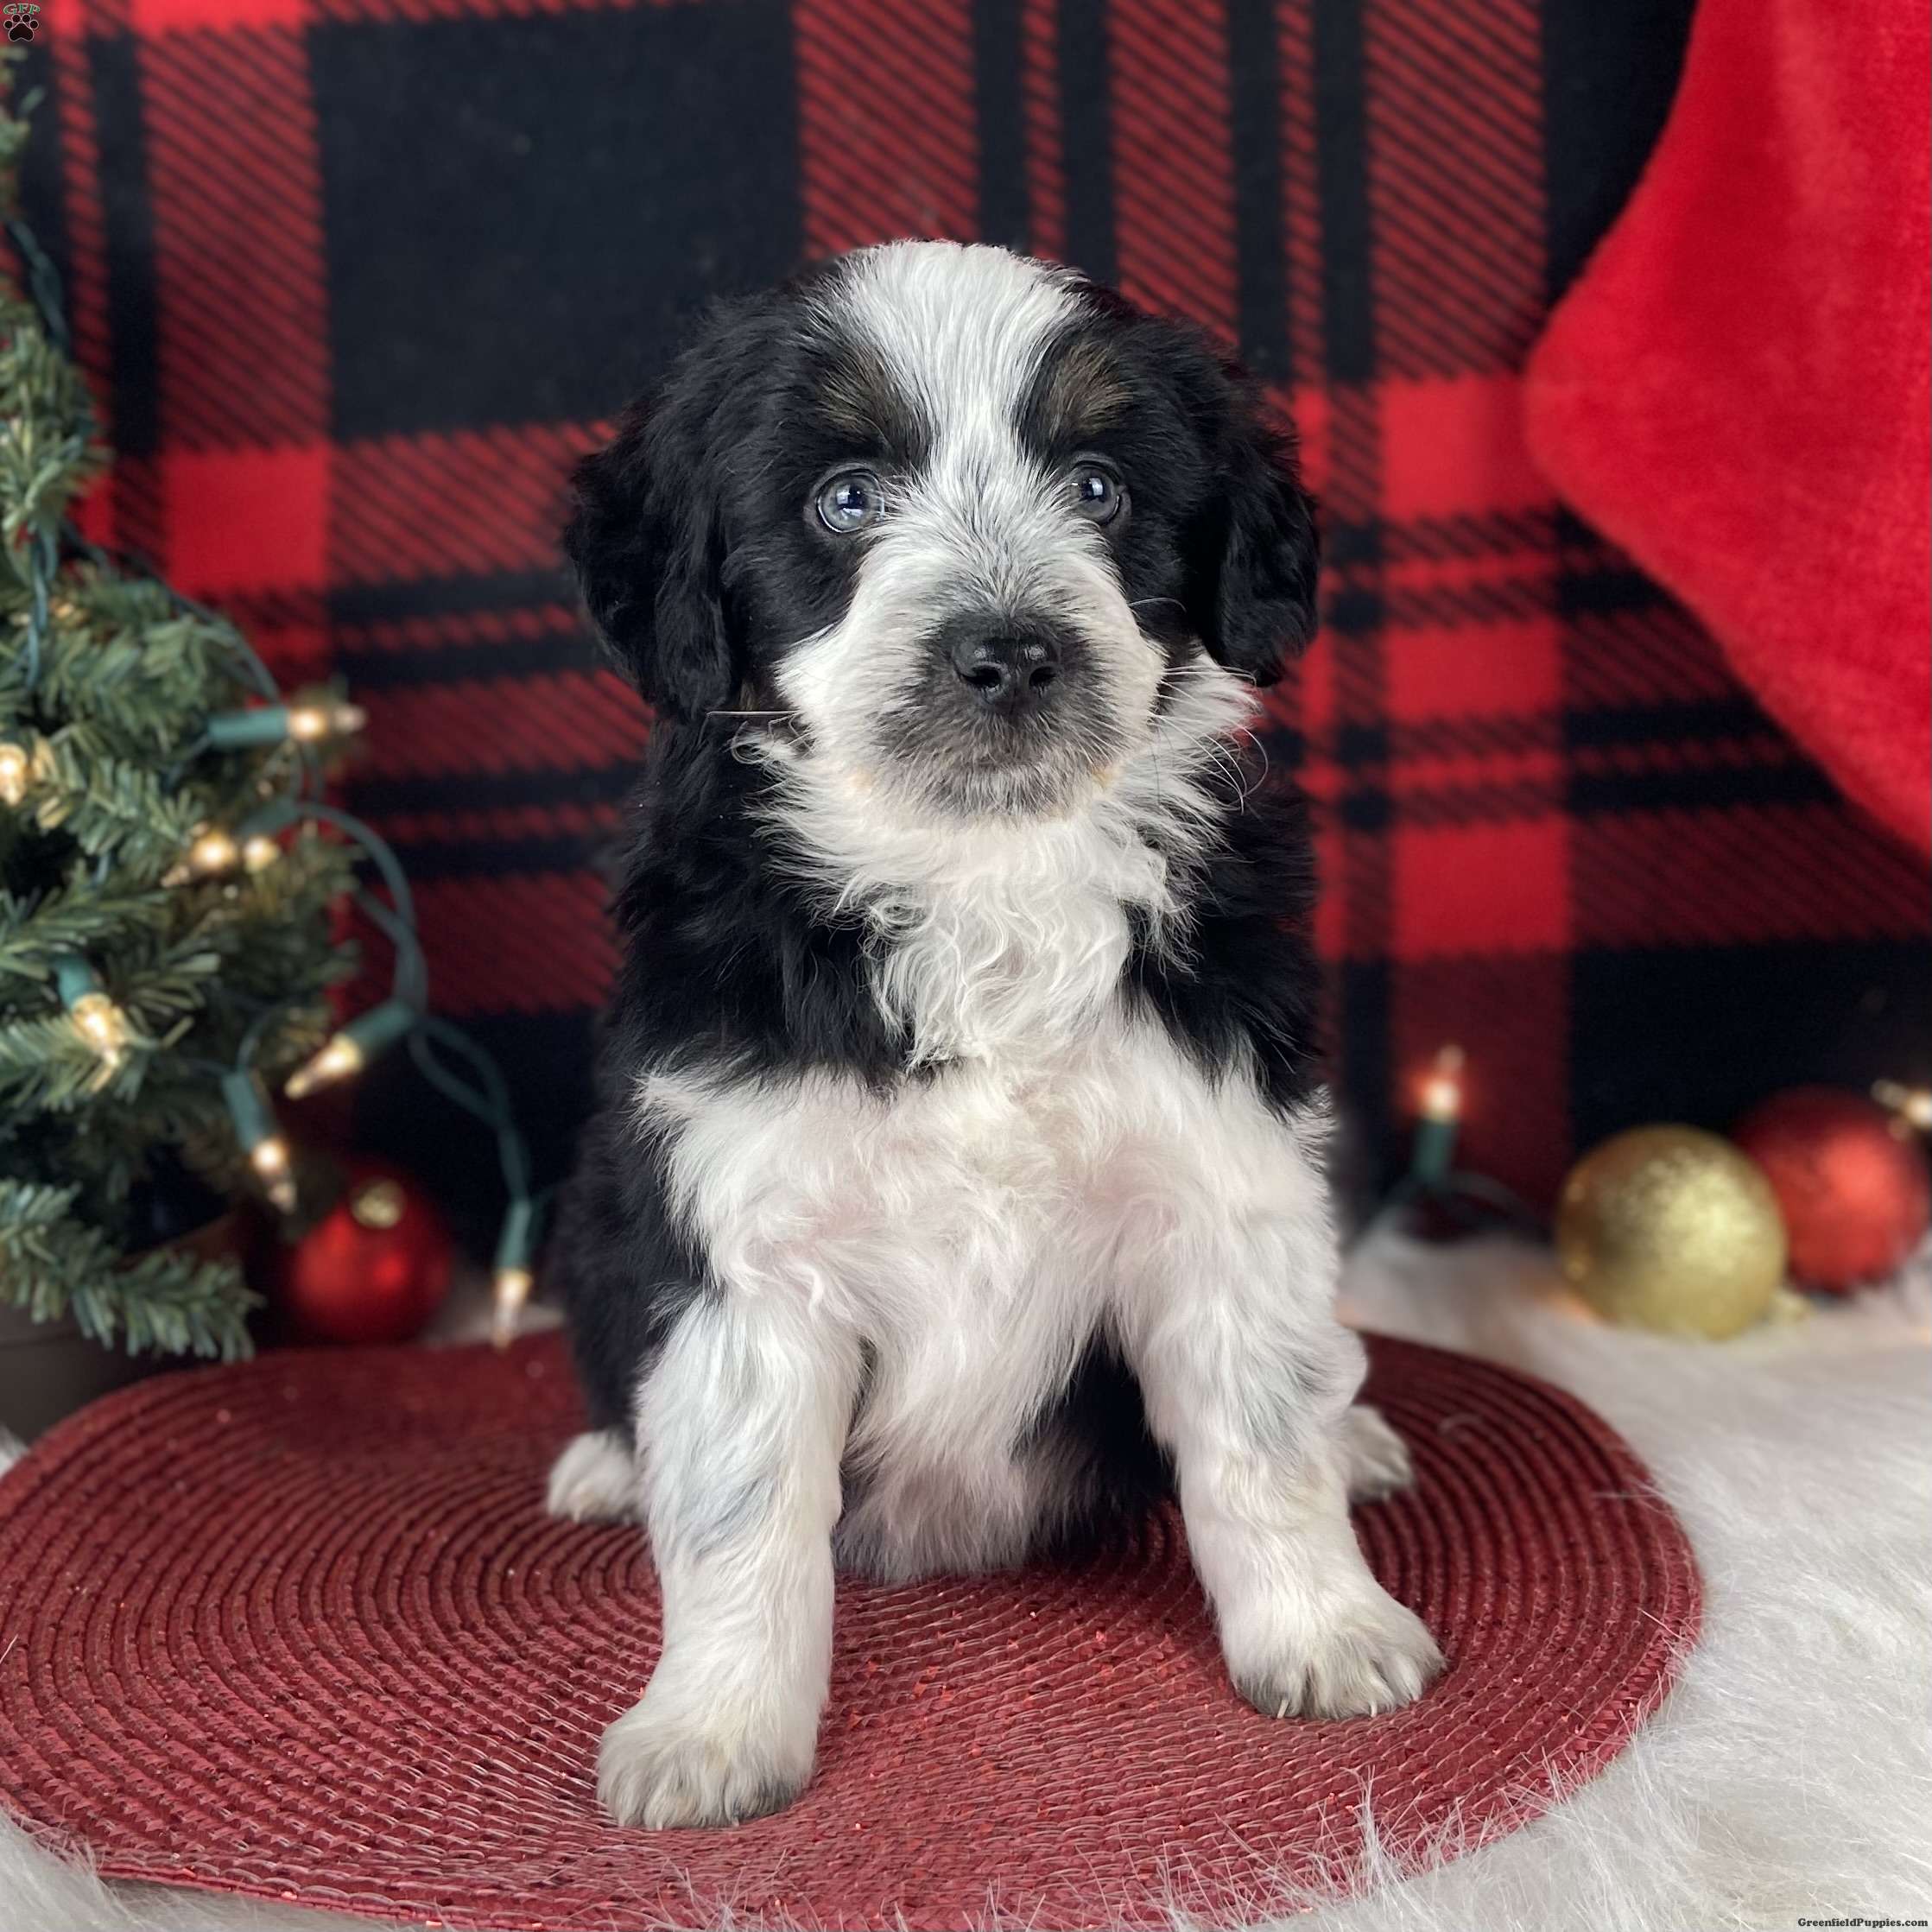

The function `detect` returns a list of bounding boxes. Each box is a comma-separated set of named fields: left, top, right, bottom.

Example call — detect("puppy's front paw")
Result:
left=597, top=1681, right=814, bottom=1829
left=1340, top=1403, right=1415, bottom=1504
left=1232, top=1581, right=1443, bottom=1721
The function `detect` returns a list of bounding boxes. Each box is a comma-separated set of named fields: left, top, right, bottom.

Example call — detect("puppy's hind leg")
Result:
left=597, top=1290, right=860, bottom=1830
left=546, top=1429, right=639, bottom=1523
left=1340, top=1403, right=1415, bottom=1504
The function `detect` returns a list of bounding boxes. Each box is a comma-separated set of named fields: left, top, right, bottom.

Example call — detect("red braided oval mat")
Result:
left=0, top=1332, right=1699, bottom=1930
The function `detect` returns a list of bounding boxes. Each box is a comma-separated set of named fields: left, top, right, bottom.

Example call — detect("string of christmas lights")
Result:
left=7, top=208, right=542, bottom=1348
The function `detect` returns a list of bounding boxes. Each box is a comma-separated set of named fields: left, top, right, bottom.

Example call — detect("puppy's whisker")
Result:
left=1211, top=725, right=1270, bottom=810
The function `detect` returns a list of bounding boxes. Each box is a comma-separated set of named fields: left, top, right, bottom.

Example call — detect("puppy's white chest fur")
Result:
left=639, top=726, right=1333, bottom=1574
left=640, top=955, right=1330, bottom=1578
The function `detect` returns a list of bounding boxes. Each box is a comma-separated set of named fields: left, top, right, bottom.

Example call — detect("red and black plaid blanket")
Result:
left=18, top=0, right=1929, bottom=1215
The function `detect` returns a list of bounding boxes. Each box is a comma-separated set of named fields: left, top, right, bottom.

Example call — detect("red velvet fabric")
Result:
left=1526, top=0, right=1931, bottom=855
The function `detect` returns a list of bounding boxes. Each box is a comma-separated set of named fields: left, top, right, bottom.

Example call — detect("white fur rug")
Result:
left=3, top=1230, right=1929, bottom=1932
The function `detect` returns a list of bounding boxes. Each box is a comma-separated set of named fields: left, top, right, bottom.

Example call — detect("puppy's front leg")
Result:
left=1123, top=1188, right=1442, bottom=1721
left=599, top=1290, right=858, bottom=1828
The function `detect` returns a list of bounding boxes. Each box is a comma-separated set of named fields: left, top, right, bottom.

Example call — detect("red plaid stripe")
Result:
left=1108, top=0, right=1238, bottom=337
left=142, top=27, right=326, bottom=447
left=329, top=423, right=601, bottom=586
left=795, top=0, right=979, bottom=255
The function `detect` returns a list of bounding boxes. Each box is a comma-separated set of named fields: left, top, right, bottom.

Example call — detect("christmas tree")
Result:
left=0, top=76, right=360, bottom=1360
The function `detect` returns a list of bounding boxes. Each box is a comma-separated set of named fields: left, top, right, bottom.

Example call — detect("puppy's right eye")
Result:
left=814, top=471, right=884, bottom=535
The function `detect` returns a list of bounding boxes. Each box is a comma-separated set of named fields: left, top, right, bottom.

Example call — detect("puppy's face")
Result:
left=568, top=242, right=1316, bottom=816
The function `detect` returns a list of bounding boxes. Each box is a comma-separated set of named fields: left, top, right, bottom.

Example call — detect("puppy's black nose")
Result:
left=950, top=631, right=1061, bottom=711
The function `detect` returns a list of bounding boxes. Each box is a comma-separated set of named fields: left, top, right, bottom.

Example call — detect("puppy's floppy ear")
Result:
left=565, top=353, right=737, bottom=719
left=1192, top=383, right=1321, bottom=688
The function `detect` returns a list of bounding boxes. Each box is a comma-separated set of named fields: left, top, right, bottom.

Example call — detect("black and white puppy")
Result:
left=546, top=240, right=1441, bottom=1831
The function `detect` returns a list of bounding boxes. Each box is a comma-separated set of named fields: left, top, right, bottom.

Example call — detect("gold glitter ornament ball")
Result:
left=1555, top=1126, right=1788, bottom=1338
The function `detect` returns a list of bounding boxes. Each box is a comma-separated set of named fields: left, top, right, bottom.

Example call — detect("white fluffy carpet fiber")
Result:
left=3, top=1232, right=1929, bottom=1932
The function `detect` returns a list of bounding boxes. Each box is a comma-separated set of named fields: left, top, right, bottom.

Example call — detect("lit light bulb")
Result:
left=283, top=1000, right=415, bottom=1100
left=1418, top=1044, right=1466, bottom=1124
left=491, top=1195, right=537, bottom=1350
left=287, top=700, right=367, bottom=744
left=54, top=956, right=130, bottom=1071
left=188, top=827, right=240, bottom=877
left=241, top=834, right=281, bottom=872
left=70, top=991, right=129, bottom=1065
left=1405, top=1044, right=1467, bottom=1193
left=249, top=1135, right=299, bottom=1214
left=209, top=700, right=367, bottom=751
left=222, top=1068, right=300, bottom=1214
left=1873, top=1080, right=1932, bottom=1134
left=0, top=742, right=30, bottom=808
left=491, top=1266, right=535, bottom=1350
left=284, top=1033, right=364, bottom=1099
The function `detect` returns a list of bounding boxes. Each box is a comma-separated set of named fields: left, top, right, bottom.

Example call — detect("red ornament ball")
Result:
left=1732, top=1087, right=1930, bottom=1293
left=274, top=1162, right=453, bottom=1343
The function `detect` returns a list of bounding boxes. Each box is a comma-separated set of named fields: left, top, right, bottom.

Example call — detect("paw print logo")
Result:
left=3, top=3, right=40, bottom=41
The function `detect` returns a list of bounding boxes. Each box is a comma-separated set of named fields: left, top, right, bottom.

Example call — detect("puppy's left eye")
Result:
left=1068, top=461, right=1125, bottom=526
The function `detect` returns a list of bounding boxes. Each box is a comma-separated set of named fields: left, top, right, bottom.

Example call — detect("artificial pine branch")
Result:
left=0, top=1010, right=106, bottom=1108
left=0, top=1182, right=257, bottom=1359
left=0, top=294, right=95, bottom=550
left=0, top=881, right=174, bottom=980
left=21, top=592, right=250, bottom=746
left=22, top=734, right=208, bottom=875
